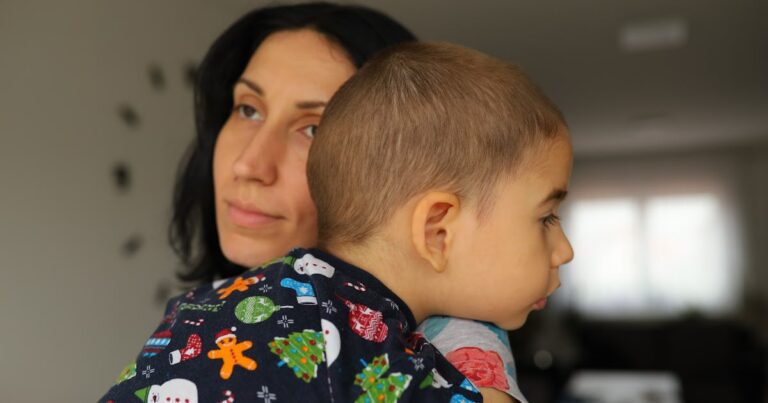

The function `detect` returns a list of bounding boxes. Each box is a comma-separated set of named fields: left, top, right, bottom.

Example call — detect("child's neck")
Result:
left=326, top=239, right=436, bottom=325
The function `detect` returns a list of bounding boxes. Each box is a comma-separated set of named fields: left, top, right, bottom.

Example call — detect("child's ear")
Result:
left=411, top=192, right=461, bottom=273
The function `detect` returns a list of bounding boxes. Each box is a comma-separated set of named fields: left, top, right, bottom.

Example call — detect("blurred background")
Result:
left=0, top=0, right=765, bottom=401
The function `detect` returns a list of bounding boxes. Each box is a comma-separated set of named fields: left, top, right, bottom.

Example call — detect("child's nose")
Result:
left=552, top=230, right=574, bottom=268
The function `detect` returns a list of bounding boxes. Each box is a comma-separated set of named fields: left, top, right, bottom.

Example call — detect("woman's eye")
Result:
left=300, top=125, right=318, bottom=139
left=235, top=104, right=263, bottom=121
left=542, top=214, right=561, bottom=228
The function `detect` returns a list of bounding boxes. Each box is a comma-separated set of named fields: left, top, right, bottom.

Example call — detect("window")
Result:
left=554, top=159, right=743, bottom=318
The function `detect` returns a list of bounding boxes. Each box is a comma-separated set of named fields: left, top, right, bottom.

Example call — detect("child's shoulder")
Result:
left=100, top=249, right=483, bottom=402
left=100, top=251, right=339, bottom=402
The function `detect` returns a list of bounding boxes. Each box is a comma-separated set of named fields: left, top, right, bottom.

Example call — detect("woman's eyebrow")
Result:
left=236, top=78, right=263, bottom=95
left=296, top=100, right=327, bottom=110
left=235, top=78, right=326, bottom=110
left=539, top=188, right=568, bottom=206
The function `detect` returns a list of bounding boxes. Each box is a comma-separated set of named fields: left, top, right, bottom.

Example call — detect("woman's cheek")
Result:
left=213, top=128, right=237, bottom=192
left=292, top=175, right=319, bottom=238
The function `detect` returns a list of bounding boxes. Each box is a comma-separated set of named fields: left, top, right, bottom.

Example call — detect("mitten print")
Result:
left=339, top=297, right=388, bottom=343
left=169, top=334, right=202, bottom=365
left=294, top=254, right=336, bottom=278
left=280, top=278, right=317, bottom=305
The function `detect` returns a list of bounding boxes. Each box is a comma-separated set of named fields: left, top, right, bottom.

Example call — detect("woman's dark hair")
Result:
left=169, top=2, right=417, bottom=284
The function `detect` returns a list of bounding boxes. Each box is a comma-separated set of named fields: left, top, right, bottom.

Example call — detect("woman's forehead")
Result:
left=239, top=29, right=355, bottom=97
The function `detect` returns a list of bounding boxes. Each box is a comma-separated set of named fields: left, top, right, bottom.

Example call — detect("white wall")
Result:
left=0, top=1, right=252, bottom=401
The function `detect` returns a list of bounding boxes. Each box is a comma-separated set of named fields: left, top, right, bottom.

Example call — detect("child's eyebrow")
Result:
left=539, top=188, right=568, bottom=206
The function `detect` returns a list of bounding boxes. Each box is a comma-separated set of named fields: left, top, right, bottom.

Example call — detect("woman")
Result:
left=169, top=3, right=523, bottom=401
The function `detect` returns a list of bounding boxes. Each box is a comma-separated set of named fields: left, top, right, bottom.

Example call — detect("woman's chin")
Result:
left=221, top=230, right=319, bottom=268
left=220, top=233, right=283, bottom=268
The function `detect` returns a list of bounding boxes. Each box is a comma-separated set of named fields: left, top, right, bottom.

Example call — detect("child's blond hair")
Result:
left=308, top=42, right=566, bottom=246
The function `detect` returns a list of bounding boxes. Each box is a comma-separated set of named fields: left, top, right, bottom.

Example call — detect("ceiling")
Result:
left=343, top=0, right=768, bottom=156
left=4, top=0, right=765, bottom=159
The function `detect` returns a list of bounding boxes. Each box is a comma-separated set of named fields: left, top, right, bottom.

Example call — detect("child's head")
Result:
left=307, top=42, right=574, bottom=330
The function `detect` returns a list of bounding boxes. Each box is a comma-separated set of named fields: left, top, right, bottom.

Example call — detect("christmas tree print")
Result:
left=235, top=296, right=293, bottom=324
left=268, top=329, right=325, bottom=383
left=354, top=354, right=412, bottom=403
left=418, top=370, right=434, bottom=389
left=253, top=255, right=296, bottom=271
left=116, top=362, right=136, bottom=384
left=419, top=368, right=452, bottom=389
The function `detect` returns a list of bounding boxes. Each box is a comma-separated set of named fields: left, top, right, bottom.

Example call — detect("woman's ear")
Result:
left=411, top=192, right=461, bottom=273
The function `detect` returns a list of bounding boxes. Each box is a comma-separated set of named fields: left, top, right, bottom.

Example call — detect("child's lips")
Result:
left=533, top=298, right=547, bottom=310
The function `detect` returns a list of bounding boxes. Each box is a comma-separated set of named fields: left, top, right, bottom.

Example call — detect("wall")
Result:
left=0, top=1, right=250, bottom=400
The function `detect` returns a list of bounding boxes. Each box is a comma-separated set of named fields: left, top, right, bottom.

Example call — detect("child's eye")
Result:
left=234, top=104, right=263, bottom=121
left=542, top=214, right=560, bottom=228
left=300, top=124, right=318, bottom=139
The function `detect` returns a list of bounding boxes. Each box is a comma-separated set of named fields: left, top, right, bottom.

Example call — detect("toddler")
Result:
left=100, top=41, right=573, bottom=403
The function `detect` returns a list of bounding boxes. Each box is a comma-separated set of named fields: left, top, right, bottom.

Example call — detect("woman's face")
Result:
left=213, top=29, right=356, bottom=267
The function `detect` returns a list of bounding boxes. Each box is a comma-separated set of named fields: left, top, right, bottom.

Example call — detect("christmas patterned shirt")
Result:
left=100, top=248, right=487, bottom=403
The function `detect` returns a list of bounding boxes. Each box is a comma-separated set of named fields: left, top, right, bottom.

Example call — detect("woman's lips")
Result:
left=227, top=202, right=282, bottom=229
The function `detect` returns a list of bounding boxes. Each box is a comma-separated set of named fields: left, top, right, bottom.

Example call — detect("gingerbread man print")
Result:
left=217, top=274, right=265, bottom=300
left=207, top=327, right=257, bottom=380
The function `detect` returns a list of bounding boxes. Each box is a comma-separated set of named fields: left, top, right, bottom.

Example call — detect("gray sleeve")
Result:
left=417, top=316, right=528, bottom=403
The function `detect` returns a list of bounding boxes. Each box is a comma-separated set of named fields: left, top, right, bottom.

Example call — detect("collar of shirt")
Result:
left=304, top=247, right=418, bottom=332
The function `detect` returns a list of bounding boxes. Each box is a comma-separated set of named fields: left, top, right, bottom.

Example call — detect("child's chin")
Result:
left=494, top=315, right=528, bottom=331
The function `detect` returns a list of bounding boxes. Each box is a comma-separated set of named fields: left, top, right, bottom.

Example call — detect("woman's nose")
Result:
left=232, top=124, right=284, bottom=185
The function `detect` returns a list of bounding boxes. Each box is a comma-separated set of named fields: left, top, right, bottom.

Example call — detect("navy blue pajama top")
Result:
left=100, top=248, right=482, bottom=403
